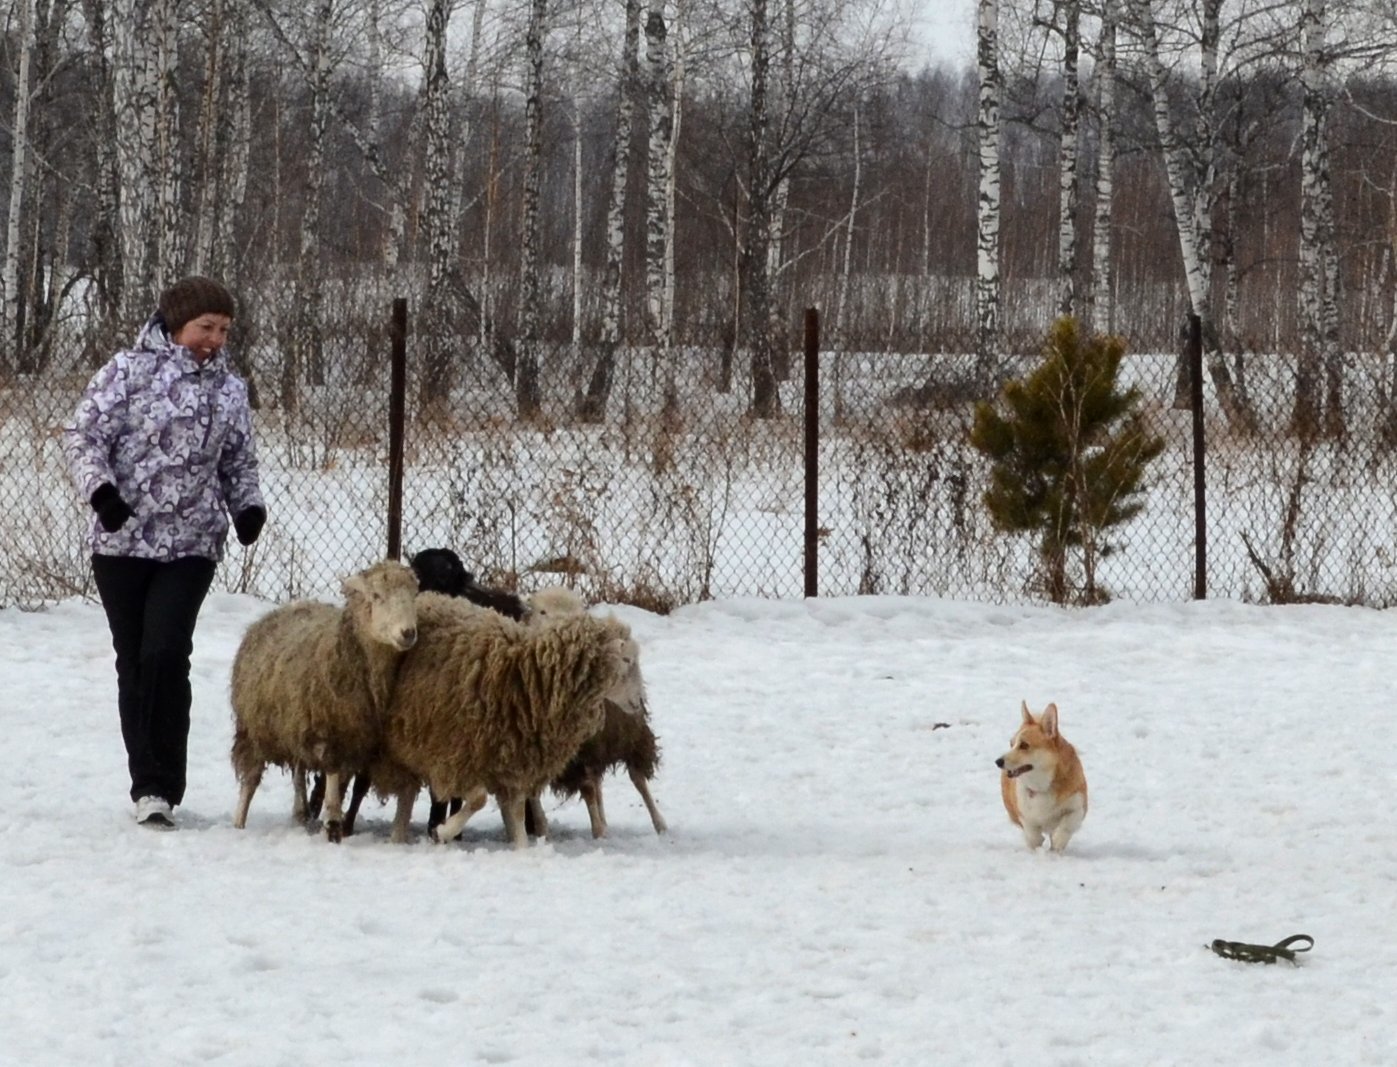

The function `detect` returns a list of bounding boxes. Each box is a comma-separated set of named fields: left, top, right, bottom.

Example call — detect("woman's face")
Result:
left=172, top=314, right=232, bottom=363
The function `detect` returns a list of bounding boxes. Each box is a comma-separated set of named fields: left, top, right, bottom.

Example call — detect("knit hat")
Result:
left=158, top=276, right=236, bottom=333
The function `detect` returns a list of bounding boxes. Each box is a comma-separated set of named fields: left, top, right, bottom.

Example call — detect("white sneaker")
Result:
left=135, top=796, right=175, bottom=829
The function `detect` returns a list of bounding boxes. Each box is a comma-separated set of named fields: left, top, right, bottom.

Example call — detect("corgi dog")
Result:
left=995, top=701, right=1088, bottom=852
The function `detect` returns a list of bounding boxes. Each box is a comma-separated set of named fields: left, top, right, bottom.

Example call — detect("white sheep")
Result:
left=527, top=585, right=667, bottom=839
left=229, top=560, right=419, bottom=841
left=369, top=591, right=631, bottom=847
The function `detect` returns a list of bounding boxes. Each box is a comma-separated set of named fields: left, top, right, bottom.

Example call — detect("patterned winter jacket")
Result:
left=63, top=315, right=265, bottom=563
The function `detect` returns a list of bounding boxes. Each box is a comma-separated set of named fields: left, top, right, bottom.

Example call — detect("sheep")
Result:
left=308, top=547, right=532, bottom=835
left=527, top=585, right=667, bottom=839
left=229, top=560, right=419, bottom=842
left=369, top=591, right=632, bottom=847
left=409, top=546, right=530, bottom=620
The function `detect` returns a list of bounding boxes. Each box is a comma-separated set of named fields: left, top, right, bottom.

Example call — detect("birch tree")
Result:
left=1295, top=0, right=1342, bottom=437
left=745, top=0, right=781, bottom=418
left=280, top=0, right=333, bottom=408
left=579, top=0, right=642, bottom=422
left=151, top=0, right=182, bottom=285
left=1087, top=0, right=1117, bottom=334
left=975, top=0, right=1002, bottom=375
left=420, top=0, right=456, bottom=410
left=80, top=0, right=124, bottom=325
left=1128, top=0, right=1252, bottom=432
left=111, top=0, right=162, bottom=324
left=3, top=0, right=36, bottom=365
left=1057, top=0, right=1082, bottom=318
left=516, top=0, right=547, bottom=419
left=644, top=2, right=673, bottom=354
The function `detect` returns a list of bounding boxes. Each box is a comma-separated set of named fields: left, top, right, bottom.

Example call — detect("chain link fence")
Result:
left=5, top=296, right=1397, bottom=610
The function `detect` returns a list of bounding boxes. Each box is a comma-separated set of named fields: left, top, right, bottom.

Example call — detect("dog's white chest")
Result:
left=1016, top=781, right=1075, bottom=828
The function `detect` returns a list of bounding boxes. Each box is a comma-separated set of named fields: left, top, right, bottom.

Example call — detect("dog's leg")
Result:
left=1021, top=822, right=1045, bottom=850
left=1048, top=807, right=1086, bottom=852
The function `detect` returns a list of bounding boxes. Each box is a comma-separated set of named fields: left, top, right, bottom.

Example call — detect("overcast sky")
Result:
left=910, top=0, right=977, bottom=70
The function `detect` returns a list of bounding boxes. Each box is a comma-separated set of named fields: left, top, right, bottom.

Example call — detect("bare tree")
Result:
left=1056, top=0, right=1082, bottom=318
left=1127, top=0, right=1253, bottom=431
left=976, top=0, right=1002, bottom=373
left=516, top=0, right=547, bottom=419
left=745, top=0, right=780, bottom=417
left=1087, top=0, right=1117, bottom=335
left=1295, top=0, right=1342, bottom=437
left=3, top=0, right=36, bottom=364
left=579, top=0, right=642, bottom=422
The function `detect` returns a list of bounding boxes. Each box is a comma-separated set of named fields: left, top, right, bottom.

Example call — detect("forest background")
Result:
left=2, top=0, right=1397, bottom=611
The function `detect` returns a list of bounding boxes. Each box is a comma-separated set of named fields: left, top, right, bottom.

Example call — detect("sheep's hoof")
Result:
left=325, top=820, right=344, bottom=844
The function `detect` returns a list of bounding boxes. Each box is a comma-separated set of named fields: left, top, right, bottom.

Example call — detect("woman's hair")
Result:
left=159, top=276, right=236, bottom=333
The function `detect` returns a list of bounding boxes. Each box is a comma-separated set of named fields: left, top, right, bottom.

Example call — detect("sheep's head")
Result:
left=409, top=547, right=470, bottom=597
left=598, top=616, right=646, bottom=716
left=342, top=561, right=420, bottom=651
left=529, top=584, right=585, bottom=621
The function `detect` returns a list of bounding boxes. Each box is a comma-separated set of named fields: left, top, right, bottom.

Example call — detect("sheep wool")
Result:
left=374, top=592, right=630, bottom=845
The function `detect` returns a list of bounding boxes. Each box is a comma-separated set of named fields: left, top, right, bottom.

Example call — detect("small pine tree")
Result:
left=969, top=317, right=1165, bottom=604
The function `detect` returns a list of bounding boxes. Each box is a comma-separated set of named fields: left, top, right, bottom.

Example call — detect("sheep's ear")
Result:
left=1041, top=703, right=1059, bottom=737
left=341, top=574, right=365, bottom=598
left=1020, top=701, right=1035, bottom=726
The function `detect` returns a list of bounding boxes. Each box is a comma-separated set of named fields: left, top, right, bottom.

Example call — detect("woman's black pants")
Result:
left=92, top=554, right=217, bottom=807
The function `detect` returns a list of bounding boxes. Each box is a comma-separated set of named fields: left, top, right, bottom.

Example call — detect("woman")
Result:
left=64, top=276, right=266, bottom=829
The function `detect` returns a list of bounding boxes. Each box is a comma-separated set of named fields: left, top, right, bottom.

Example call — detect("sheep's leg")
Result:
left=342, top=771, right=371, bottom=837
left=307, top=773, right=325, bottom=820
left=629, top=769, right=668, bottom=834
left=321, top=772, right=346, bottom=844
left=499, top=792, right=530, bottom=850
left=525, top=793, right=549, bottom=839
left=431, top=786, right=488, bottom=844
left=232, top=767, right=264, bottom=829
left=291, top=767, right=309, bottom=826
left=390, top=788, right=418, bottom=844
left=580, top=777, right=606, bottom=839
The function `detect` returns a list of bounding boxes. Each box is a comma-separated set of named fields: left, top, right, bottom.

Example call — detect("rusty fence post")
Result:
left=804, top=307, right=820, bottom=598
left=1189, top=312, right=1206, bottom=599
left=387, top=298, right=407, bottom=562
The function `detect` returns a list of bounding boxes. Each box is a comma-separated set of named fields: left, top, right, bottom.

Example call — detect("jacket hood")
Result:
left=133, top=311, right=228, bottom=368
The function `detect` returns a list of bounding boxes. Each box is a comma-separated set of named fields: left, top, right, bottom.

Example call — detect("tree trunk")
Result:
left=975, top=0, right=1002, bottom=379
left=1088, top=1, right=1116, bottom=335
left=516, top=0, right=547, bottom=420
left=3, top=0, right=35, bottom=368
left=420, top=0, right=455, bottom=411
left=1131, top=0, right=1253, bottom=432
left=745, top=0, right=780, bottom=418
left=152, top=0, right=181, bottom=286
left=579, top=0, right=641, bottom=423
left=1057, top=0, right=1081, bottom=319
left=112, top=0, right=160, bottom=325
left=79, top=0, right=123, bottom=327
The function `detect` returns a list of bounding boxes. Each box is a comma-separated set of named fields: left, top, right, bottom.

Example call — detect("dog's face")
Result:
left=995, top=702, right=1062, bottom=780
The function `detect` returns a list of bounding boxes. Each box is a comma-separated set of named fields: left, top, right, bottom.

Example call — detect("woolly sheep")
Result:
left=369, top=591, right=631, bottom=847
left=527, top=585, right=667, bottom=839
left=323, top=547, right=532, bottom=836
left=409, top=547, right=530, bottom=620
left=229, top=560, right=419, bottom=841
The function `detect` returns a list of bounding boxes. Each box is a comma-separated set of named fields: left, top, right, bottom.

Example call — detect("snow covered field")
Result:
left=1, top=590, right=1393, bottom=1065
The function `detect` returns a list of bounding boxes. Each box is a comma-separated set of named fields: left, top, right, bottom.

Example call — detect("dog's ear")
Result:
left=1021, top=700, right=1035, bottom=725
left=1041, top=703, right=1059, bottom=737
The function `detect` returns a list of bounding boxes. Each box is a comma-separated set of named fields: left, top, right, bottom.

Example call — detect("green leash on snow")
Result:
left=1209, top=934, right=1313, bottom=965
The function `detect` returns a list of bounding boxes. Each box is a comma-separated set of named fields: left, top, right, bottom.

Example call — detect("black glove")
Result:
left=233, top=506, right=266, bottom=546
left=90, top=483, right=133, bottom=533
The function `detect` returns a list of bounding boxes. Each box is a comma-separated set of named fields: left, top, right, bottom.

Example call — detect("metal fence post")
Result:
left=386, top=298, right=407, bottom=562
left=804, top=307, right=820, bottom=598
left=1189, top=312, right=1206, bottom=599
